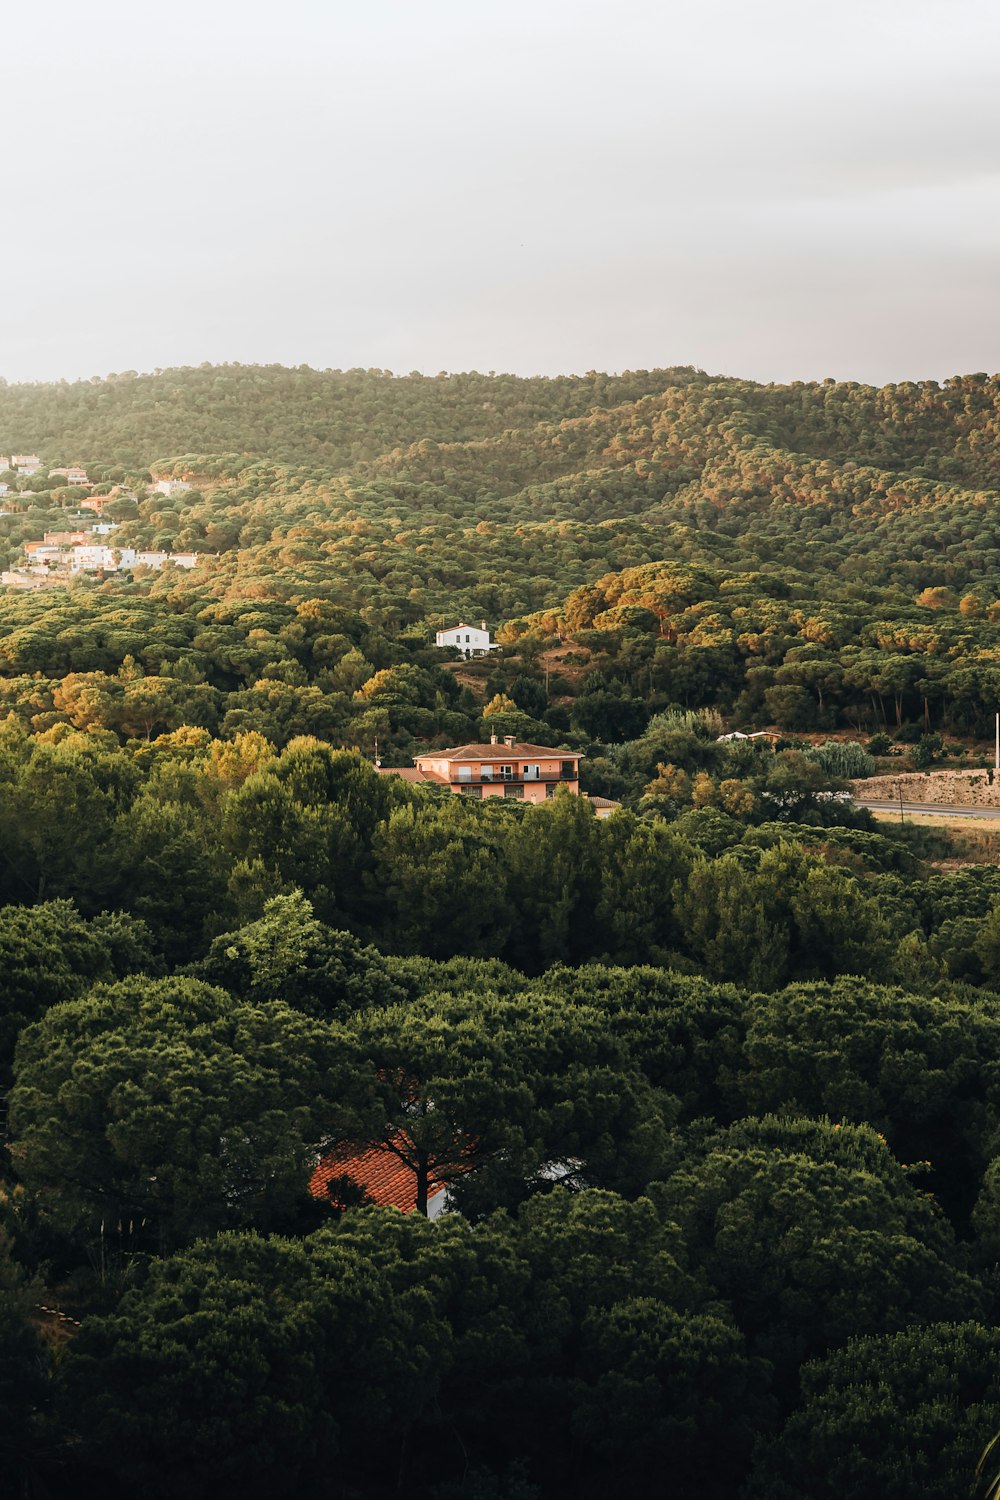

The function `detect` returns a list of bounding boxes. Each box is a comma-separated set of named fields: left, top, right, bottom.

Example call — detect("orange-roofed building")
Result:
left=49, top=467, right=90, bottom=486
left=401, top=735, right=581, bottom=803
left=310, top=1132, right=453, bottom=1218
left=42, top=531, right=90, bottom=546
left=374, top=736, right=623, bottom=813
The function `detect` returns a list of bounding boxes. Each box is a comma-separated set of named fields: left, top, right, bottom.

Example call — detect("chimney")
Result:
left=490, top=732, right=498, bottom=745
left=504, top=735, right=515, bottom=748
left=481, top=620, right=488, bottom=631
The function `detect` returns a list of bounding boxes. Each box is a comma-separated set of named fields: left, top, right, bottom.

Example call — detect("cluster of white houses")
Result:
left=0, top=452, right=192, bottom=501
left=0, top=456, right=86, bottom=495
left=2, top=525, right=200, bottom=589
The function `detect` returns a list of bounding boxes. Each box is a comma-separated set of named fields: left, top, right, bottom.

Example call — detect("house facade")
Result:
left=411, top=736, right=581, bottom=803
left=435, top=621, right=498, bottom=658
left=11, top=454, right=41, bottom=476
left=67, top=545, right=198, bottom=573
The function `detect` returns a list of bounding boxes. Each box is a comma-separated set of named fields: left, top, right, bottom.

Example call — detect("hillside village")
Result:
left=0, top=452, right=204, bottom=588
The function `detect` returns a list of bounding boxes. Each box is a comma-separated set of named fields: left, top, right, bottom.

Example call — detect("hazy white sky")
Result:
left=3, top=0, right=998, bottom=385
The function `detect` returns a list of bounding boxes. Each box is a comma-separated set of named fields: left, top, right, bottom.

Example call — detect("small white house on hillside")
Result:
left=435, top=621, right=499, bottom=658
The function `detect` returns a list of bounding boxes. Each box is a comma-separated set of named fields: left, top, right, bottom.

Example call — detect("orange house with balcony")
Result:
left=407, top=735, right=581, bottom=803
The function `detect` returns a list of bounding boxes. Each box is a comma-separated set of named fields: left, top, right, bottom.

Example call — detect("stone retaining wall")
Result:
left=852, top=768, right=1000, bottom=805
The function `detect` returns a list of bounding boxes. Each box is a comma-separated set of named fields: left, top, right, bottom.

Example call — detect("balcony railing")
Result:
left=451, top=771, right=578, bottom=786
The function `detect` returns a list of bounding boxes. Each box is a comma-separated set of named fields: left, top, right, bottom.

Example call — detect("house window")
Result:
left=465, top=634, right=470, bottom=642
left=561, top=760, right=576, bottom=780
left=523, top=765, right=539, bottom=781
left=459, top=784, right=482, bottom=797
left=457, top=765, right=472, bottom=782
left=504, top=783, right=523, bottom=799
left=481, top=766, right=494, bottom=781
left=546, top=783, right=556, bottom=798
left=498, top=764, right=514, bottom=780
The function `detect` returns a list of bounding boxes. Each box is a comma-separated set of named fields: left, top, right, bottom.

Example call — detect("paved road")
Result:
left=858, top=800, right=1000, bottom=821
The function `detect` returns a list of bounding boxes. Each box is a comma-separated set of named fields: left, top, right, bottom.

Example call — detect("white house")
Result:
left=435, top=621, right=499, bottom=658
left=11, top=455, right=41, bottom=476
left=24, top=543, right=66, bottom=569
left=69, top=544, right=129, bottom=571
left=135, top=550, right=198, bottom=569
left=67, top=545, right=198, bottom=573
left=49, top=466, right=90, bottom=486
left=151, top=479, right=191, bottom=497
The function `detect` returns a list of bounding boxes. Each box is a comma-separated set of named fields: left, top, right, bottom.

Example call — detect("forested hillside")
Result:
left=0, top=363, right=702, bottom=468
left=5, top=365, right=1000, bottom=1499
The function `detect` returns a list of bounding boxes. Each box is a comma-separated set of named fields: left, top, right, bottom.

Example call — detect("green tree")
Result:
left=593, top=815, right=695, bottom=964
left=371, top=798, right=510, bottom=957
left=745, top=1322, right=1000, bottom=1500
left=351, top=992, right=672, bottom=1215
left=0, top=899, right=156, bottom=1083
left=737, top=978, right=1000, bottom=1224
left=654, top=1117, right=981, bottom=1393
left=500, top=793, right=603, bottom=971
left=10, top=978, right=361, bottom=1252
left=188, top=889, right=405, bottom=1017
left=0, top=1228, right=49, bottom=1494
left=61, top=1223, right=450, bottom=1499
left=675, top=854, right=790, bottom=988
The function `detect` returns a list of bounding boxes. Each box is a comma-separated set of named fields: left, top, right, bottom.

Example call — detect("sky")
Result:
left=3, top=0, right=998, bottom=386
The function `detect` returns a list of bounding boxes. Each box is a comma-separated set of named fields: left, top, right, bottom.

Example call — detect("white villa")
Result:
left=435, top=621, right=499, bottom=658
left=66, top=545, right=198, bottom=573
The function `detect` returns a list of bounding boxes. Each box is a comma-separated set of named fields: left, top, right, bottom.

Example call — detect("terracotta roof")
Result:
left=419, top=742, right=582, bottom=761
left=586, top=795, right=621, bottom=809
left=310, top=1133, right=449, bottom=1213
left=374, top=765, right=446, bottom=783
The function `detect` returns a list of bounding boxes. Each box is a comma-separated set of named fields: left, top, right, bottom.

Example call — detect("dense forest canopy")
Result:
left=4, top=363, right=1000, bottom=1498
left=0, top=363, right=704, bottom=468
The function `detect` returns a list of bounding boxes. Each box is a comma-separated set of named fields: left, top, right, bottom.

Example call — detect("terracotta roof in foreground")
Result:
left=417, top=742, right=582, bottom=760
left=310, top=1134, right=449, bottom=1213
